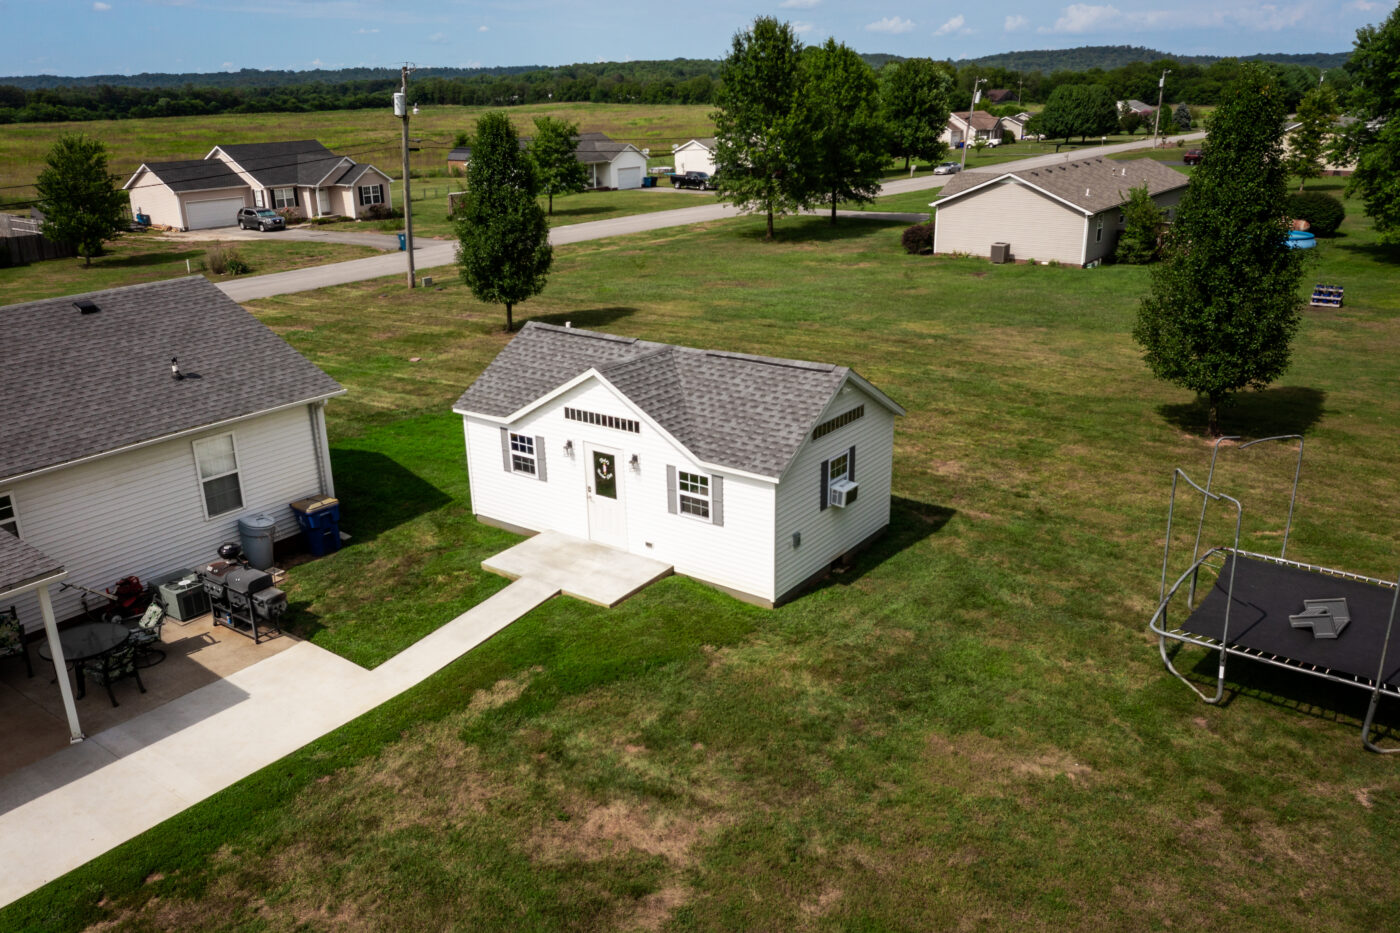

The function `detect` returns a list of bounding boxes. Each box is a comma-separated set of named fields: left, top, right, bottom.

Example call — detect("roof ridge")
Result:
left=0, top=274, right=205, bottom=315
left=524, top=321, right=640, bottom=345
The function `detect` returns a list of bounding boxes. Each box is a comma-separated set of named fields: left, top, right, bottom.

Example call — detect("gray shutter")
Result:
left=535, top=436, right=547, bottom=482
left=500, top=427, right=512, bottom=472
left=666, top=465, right=678, bottom=514
left=819, top=459, right=830, bottom=510
left=711, top=475, right=724, bottom=527
left=848, top=445, right=856, bottom=481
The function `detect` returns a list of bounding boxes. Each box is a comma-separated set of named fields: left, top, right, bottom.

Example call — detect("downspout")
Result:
left=310, top=400, right=335, bottom=498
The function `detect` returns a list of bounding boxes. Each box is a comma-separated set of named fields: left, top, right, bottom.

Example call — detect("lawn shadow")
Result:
left=328, top=448, right=452, bottom=545
left=1157, top=386, right=1327, bottom=438
left=89, top=248, right=201, bottom=269
left=1335, top=239, right=1400, bottom=263
left=547, top=204, right=616, bottom=220
left=804, top=495, right=956, bottom=598
left=531, top=306, right=637, bottom=330
left=733, top=214, right=907, bottom=244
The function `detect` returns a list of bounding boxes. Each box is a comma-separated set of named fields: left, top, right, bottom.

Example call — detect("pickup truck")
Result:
left=670, top=171, right=715, bottom=190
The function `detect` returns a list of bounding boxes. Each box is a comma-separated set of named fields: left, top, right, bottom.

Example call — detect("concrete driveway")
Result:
left=166, top=225, right=405, bottom=251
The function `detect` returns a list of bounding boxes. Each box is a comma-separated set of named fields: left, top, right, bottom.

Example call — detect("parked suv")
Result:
left=237, top=207, right=285, bottom=231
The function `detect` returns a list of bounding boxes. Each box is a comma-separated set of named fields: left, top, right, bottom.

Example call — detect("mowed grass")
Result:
left=0, top=231, right=379, bottom=303
left=0, top=103, right=717, bottom=203
left=7, top=181, right=1400, bottom=931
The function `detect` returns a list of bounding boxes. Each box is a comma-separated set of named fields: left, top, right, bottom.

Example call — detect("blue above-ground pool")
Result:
left=1286, top=230, right=1316, bottom=249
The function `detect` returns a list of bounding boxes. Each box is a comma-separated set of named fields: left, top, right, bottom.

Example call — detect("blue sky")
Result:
left=8, top=0, right=1393, bottom=77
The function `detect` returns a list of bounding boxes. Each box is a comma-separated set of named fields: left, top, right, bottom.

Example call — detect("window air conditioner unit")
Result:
left=829, top=478, right=859, bottom=508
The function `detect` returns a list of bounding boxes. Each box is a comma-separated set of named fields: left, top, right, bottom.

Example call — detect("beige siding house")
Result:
left=941, top=111, right=1005, bottom=147
left=931, top=157, right=1189, bottom=266
left=454, top=323, right=904, bottom=607
left=448, top=132, right=649, bottom=189
left=0, top=276, right=344, bottom=633
left=124, top=140, right=392, bottom=230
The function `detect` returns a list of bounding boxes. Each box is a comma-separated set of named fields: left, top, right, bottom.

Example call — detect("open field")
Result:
left=7, top=181, right=1400, bottom=930
left=0, top=103, right=718, bottom=205
left=0, top=232, right=378, bottom=304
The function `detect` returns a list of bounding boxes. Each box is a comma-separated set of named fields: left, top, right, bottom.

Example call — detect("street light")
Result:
left=1151, top=69, right=1172, bottom=146
left=959, top=77, right=986, bottom=172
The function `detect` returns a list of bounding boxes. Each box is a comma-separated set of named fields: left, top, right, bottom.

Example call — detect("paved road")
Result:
left=168, top=225, right=405, bottom=251
left=217, top=132, right=1203, bottom=303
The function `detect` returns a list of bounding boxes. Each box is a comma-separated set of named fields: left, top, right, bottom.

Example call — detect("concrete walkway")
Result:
left=0, top=534, right=674, bottom=908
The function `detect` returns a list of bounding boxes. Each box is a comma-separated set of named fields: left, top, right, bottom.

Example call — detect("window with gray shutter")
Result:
left=819, top=458, right=830, bottom=510
left=535, top=435, right=547, bottom=481
left=667, top=465, right=678, bottom=514
left=711, top=476, right=724, bottom=527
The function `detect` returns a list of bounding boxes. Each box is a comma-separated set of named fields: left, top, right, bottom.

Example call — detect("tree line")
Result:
left=0, top=52, right=1343, bottom=125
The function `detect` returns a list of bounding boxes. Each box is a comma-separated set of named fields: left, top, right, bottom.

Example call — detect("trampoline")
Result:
left=1149, top=436, right=1400, bottom=753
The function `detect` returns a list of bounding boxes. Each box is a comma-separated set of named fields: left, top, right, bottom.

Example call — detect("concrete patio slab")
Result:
left=481, top=531, right=673, bottom=607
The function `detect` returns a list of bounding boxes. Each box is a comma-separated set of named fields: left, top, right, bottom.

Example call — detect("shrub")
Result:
left=1115, top=185, right=1167, bottom=264
left=206, top=243, right=249, bottom=275
left=308, top=214, right=343, bottom=226
left=365, top=203, right=402, bottom=221
left=276, top=206, right=304, bottom=224
left=1286, top=191, right=1345, bottom=237
left=901, top=222, right=934, bottom=255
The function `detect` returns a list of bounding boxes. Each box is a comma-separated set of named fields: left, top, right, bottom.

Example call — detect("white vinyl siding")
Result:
left=462, top=377, right=775, bottom=601
left=599, top=150, right=649, bottom=189
left=774, top=385, right=896, bottom=602
left=934, top=179, right=1088, bottom=265
left=0, top=492, right=17, bottom=537
left=4, top=406, right=329, bottom=633
left=673, top=143, right=716, bottom=176
left=124, top=168, right=187, bottom=229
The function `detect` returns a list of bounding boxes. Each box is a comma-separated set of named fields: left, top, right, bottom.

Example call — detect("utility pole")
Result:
left=959, top=77, right=986, bottom=172
left=1151, top=68, right=1171, bottom=146
left=396, top=63, right=417, bottom=288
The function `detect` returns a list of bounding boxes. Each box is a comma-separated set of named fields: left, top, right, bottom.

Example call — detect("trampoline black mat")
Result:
left=1179, top=554, right=1400, bottom=689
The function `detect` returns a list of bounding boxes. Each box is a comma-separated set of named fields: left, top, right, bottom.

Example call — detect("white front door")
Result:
left=317, top=189, right=331, bottom=215
left=585, top=444, right=628, bottom=549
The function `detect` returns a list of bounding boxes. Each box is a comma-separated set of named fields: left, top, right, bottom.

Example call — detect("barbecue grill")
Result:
left=198, top=558, right=286, bottom=644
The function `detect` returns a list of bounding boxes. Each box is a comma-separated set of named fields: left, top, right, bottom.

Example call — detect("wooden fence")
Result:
left=0, top=213, right=74, bottom=265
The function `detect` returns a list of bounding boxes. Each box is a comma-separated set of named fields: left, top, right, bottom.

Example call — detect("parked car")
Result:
left=669, top=171, right=715, bottom=190
left=237, top=207, right=285, bottom=231
left=1183, top=149, right=1203, bottom=166
left=932, top=162, right=962, bottom=176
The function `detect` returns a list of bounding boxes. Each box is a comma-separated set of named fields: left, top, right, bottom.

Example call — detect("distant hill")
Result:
left=0, top=65, right=543, bottom=91
left=965, top=45, right=1350, bottom=73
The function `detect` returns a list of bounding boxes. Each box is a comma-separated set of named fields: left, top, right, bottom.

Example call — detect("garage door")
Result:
left=615, top=166, right=641, bottom=190
left=184, top=197, right=244, bottom=230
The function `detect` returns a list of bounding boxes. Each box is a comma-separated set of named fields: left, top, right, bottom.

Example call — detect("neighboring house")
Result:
left=672, top=137, right=717, bottom=176
left=123, top=139, right=393, bottom=230
left=0, top=276, right=344, bottom=632
left=942, top=111, right=1005, bottom=147
left=999, top=112, right=1035, bottom=140
left=985, top=89, right=1017, bottom=104
left=447, top=132, right=648, bottom=189
left=453, top=322, right=905, bottom=607
left=1118, top=99, right=1157, bottom=117
left=1282, top=118, right=1356, bottom=176
left=931, top=156, right=1189, bottom=266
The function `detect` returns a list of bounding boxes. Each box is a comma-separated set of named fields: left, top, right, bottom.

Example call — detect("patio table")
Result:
left=37, top=622, right=130, bottom=699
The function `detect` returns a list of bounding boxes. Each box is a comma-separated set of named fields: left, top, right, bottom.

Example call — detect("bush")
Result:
left=364, top=203, right=402, bottom=221
left=206, top=243, right=249, bottom=275
left=276, top=206, right=304, bottom=224
left=307, top=215, right=344, bottom=226
left=1287, top=191, right=1345, bottom=237
left=901, top=222, right=934, bottom=255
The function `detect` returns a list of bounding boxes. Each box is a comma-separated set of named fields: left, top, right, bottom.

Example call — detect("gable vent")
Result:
left=74, top=299, right=99, bottom=314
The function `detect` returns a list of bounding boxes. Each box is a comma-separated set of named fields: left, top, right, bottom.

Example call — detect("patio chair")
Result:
left=0, top=606, right=32, bottom=678
left=126, top=600, right=166, bottom=667
left=81, top=640, right=146, bottom=707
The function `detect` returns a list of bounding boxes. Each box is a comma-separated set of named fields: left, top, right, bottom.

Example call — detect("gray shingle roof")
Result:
left=454, top=323, right=900, bottom=477
left=952, top=110, right=1002, bottom=132
left=128, top=159, right=244, bottom=193
left=935, top=156, right=1188, bottom=214
left=574, top=132, right=638, bottom=165
left=1, top=276, right=343, bottom=483
left=214, top=140, right=340, bottom=187
left=0, top=532, right=63, bottom=596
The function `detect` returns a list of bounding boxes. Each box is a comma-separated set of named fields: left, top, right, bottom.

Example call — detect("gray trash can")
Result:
left=238, top=513, right=277, bottom=570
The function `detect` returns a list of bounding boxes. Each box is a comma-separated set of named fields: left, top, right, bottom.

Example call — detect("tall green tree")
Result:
left=454, top=112, right=552, bottom=331
left=1339, top=6, right=1400, bottom=241
left=879, top=58, right=953, bottom=170
left=1119, top=104, right=1143, bottom=135
left=711, top=16, right=810, bottom=240
left=1286, top=84, right=1338, bottom=191
left=800, top=39, right=888, bottom=223
left=1035, top=84, right=1117, bottom=149
left=34, top=134, right=126, bottom=266
left=1114, top=185, right=1166, bottom=264
left=1174, top=102, right=1193, bottom=130
left=531, top=115, right=588, bottom=215
left=1133, top=63, right=1305, bottom=436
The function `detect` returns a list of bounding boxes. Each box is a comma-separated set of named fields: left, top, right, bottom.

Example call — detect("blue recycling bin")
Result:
left=290, top=496, right=342, bottom=557
left=397, top=233, right=406, bottom=251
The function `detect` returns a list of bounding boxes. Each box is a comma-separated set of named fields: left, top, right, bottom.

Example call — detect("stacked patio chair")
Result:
left=126, top=599, right=167, bottom=667
left=81, top=640, right=146, bottom=707
left=0, top=606, right=32, bottom=678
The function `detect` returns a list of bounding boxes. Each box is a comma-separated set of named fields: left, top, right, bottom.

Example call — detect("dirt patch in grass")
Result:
left=926, top=731, right=1096, bottom=791
left=531, top=796, right=726, bottom=867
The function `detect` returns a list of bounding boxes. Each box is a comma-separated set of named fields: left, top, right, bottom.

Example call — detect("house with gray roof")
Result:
left=123, top=139, right=392, bottom=230
left=930, top=156, right=1189, bottom=266
left=453, top=322, right=905, bottom=606
left=0, top=275, right=344, bottom=634
left=672, top=137, right=717, bottom=177
left=447, top=132, right=649, bottom=189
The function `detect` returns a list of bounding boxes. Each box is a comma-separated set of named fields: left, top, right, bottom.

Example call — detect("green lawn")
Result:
left=0, top=232, right=379, bottom=304
left=7, top=181, right=1400, bottom=931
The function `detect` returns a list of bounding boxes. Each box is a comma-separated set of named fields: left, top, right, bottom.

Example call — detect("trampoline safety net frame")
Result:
left=1148, top=435, right=1400, bottom=753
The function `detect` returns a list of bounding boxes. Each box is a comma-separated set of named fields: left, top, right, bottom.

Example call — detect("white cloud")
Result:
left=780, top=0, right=819, bottom=7
left=1005, top=14, right=1028, bottom=30
left=93, top=1, right=111, bottom=10
left=791, top=20, right=816, bottom=34
left=1251, top=3, right=1309, bottom=29
left=222, top=61, right=234, bottom=69
left=311, top=58, right=324, bottom=66
left=428, top=31, right=448, bottom=43
left=356, top=27, right=378, bottom=33
left=478, top=24, right=488, bottom=31
left=1348, top=0, right=1382, bottom=8
left=1046, top=3, right=1120, bottom=33
left=934, top=13, right=969, bottom=35
left=866, top=16, right=915, bottom=33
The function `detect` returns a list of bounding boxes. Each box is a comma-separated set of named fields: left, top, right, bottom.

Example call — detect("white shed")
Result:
left=453, top=323, right=905, bottom=607
left=0, top=276, right=344, bottom=632
left=673, top=138, right=717, bottom=176
left=574, top=132, right=650, bottom=190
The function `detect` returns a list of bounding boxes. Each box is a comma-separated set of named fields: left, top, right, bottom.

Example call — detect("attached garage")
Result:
left=184, top=196, right=243, bottom=230
left=615, top=166, right=642, bottom=190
